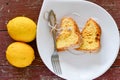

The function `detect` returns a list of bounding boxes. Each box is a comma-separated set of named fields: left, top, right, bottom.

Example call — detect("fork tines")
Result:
left=51, top=53, right=62, bottom=75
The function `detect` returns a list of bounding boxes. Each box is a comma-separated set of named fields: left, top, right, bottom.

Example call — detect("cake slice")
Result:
left=77, top=18, right=101, bottom=53
left=56, top=17, right=82, bottom=51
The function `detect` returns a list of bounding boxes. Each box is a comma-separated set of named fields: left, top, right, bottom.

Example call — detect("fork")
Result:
left=48, top=10, right=62, bottom=74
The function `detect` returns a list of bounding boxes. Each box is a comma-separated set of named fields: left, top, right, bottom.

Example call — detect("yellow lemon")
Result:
left=6, top=42, right=35, bottom=68
left=7, top=16, right=36, bottom=42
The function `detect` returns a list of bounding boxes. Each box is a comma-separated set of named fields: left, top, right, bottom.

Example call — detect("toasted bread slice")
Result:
left=56, top=17, right=82, bottom=51
left=77, top=18, right=101, bottom=52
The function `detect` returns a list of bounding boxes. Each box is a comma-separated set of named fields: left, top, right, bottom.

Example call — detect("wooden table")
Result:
left=0, top=0, right=120, bottom=80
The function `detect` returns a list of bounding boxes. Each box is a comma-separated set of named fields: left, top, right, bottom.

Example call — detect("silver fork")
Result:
left=48, top=10, right=62, bottom=74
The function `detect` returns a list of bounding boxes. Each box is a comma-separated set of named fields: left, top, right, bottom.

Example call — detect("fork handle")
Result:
left=52, top=29, right=57, bottom=50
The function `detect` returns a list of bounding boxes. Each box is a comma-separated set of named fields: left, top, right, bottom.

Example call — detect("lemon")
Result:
left=7, top=16, right=36, bottom=42
left=6, top=42, right=35, bottom=68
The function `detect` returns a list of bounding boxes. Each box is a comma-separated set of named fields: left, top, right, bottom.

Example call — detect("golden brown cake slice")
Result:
left=77, top=18, right=101, bottom=53
left=56, top=17, right=82, bottom=51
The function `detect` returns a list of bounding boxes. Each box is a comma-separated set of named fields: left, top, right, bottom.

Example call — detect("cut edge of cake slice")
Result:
left=56, top=17, right=82, bottom=51
left=77, top=18, right=101, bottom=53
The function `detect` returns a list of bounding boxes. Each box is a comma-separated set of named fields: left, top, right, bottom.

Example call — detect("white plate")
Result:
left=36, top=0, right=119, bottom=80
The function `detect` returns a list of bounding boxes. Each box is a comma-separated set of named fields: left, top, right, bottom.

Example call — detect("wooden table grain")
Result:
left=0, top=0, right=120, bottom=80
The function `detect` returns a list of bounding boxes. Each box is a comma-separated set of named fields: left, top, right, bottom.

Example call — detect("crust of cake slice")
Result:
left=56, top=17, right=82, bottom=51
left=77, top=18, right=101, bottom=53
